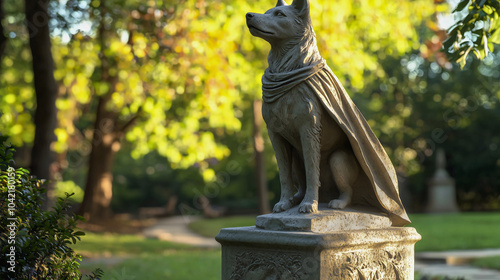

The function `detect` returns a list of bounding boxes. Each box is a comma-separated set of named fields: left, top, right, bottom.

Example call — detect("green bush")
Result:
left=0, top=136, right=102, bottom=280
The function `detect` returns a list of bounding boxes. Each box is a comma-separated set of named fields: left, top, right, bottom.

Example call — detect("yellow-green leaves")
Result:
left=445, top=0, right=500, bottom=67
left=0, top=36, right=35, bottom=146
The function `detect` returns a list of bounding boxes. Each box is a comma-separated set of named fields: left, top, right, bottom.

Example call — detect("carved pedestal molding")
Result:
left=216, top=223, right=421, bottom=280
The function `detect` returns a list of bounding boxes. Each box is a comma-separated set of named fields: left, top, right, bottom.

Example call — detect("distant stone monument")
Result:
left=426, top=148, right=460, bottom=213
left=216, top=0, right=420, bottom=278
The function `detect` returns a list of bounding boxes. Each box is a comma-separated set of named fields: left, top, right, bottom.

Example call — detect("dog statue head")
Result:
left=246, top=0, right=321, bottom=73
left=246, top=0, right=312, bottom=45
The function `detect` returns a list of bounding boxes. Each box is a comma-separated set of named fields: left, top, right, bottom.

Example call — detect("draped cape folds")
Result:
left=262, top=59, right=410, bottom=226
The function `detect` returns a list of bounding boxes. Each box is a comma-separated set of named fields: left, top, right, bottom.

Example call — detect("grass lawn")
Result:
left=472, top=256, right=500, bottom=271
left=80, top=250, right=221, bottom=280
left=73, top=232, right=190, bottom=257
left=188, top=215, right=256, bottom=238
left=75, top=233, right=220, bottom=280
left=409, top=212, right=500, bottom=252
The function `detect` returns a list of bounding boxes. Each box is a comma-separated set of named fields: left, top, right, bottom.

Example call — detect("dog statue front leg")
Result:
left=298, top=126, right=320, bottom=213
left=268, top=131, right=295, bottom=213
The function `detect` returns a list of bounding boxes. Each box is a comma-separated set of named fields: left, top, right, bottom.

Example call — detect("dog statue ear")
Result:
left=276, top=0, right=288, bottom=6
left=291, top=0, right=310, bottom=18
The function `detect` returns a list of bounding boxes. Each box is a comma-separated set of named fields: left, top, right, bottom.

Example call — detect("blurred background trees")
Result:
left=1, top=0, right=499, bottom=221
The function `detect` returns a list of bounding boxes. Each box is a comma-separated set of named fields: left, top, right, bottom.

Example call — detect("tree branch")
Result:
left=119, top=113, right=140, bottom=134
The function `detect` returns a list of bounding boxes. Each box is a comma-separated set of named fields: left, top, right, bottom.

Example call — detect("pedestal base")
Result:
left=256, top=204, right=392, bottom=232
left=216, top=226, right=420, bottom=280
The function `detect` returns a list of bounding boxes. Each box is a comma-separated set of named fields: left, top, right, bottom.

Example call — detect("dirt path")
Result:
left=142, top=216, right=219, bottom=248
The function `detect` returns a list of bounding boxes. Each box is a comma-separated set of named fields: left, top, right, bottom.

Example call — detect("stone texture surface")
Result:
left=216, top=226, right=421, bottom=280
left=256, top=203, right=392, bottom=232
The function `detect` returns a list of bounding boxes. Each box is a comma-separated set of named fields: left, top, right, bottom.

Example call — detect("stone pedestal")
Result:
left=216, top=205, right=421, bottom=280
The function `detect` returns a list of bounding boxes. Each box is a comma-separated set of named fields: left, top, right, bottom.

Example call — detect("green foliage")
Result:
left=54, top=180, right=85, bottom=204
left=0, top=42, right=35, bottom=146
left=355, top=48, right=500, bottom=208
left=0, top=141, right=101, bottom=279
left=108, top=146, right=205, bottom=213
left=0, top=2, right=35, bottom=147
left=312, top=0, right=434, bottom=89
left=49, top=0, right=255, bottom=175
left=0, top=136, right=15, bottom=171
left=444, top=0, right=500, bottom=67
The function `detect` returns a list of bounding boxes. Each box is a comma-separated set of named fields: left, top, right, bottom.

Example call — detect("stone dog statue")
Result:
left=246, top=0, right=410, bottom=226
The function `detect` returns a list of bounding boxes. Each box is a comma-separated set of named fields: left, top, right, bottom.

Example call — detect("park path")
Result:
left=143, top=215, right=220, bottom=248
left=415, top=249, right=500, bottom=279
left=415, top=262, right=500, bottom=280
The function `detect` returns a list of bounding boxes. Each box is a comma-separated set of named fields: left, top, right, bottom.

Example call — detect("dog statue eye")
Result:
left=274, top=11, right=286, bottom=17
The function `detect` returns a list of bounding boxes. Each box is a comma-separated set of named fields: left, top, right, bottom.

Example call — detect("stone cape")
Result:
left=262, top=61, right=410, bottom=226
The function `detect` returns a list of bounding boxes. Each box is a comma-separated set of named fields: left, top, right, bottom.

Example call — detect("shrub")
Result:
left=0, top=136, right=102, bottom=279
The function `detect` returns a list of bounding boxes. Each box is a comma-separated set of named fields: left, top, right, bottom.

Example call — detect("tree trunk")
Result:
left=253, top=99, right=270, bottom=214
left=0, top=0, right=7, bottom=61
left=78, top=96, right=120, bottom=222
left=25, top=0, right=58, bottom=208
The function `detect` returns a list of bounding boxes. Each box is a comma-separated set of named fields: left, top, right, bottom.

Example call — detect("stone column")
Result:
left=216, top=204, right=421, bottom=280
left=426, top=148, right=460, bottom=213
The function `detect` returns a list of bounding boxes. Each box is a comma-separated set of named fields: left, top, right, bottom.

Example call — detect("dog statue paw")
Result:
left=298, top=200, right=318, bottom=213
left=328, top=199, right=349, bottom=210
left=273, top=199, right=294, bottom=213
left=247, top=0, right=411, bottom=226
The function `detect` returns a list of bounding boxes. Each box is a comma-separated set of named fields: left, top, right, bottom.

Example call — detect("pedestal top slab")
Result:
left=255, top=203, right=391, bottom=233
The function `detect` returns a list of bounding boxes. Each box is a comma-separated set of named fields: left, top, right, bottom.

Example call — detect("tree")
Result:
left=25, top=0, right=58, bottom=208
left=356, top=47, right=500, bottom=210
left=253, top=99, right=270, bottom=214
left=0, top=0, right=58, bottom=208
left=62, top=0, right=251, bottom=221
left=0, top=0, right=6, bottom=61
left=444, top=0, right=500, bottom=66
